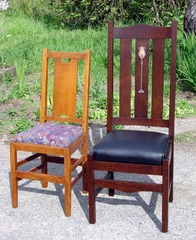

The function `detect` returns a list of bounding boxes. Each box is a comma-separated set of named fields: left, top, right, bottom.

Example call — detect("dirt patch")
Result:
left=0, top=73, right=41, bottom=140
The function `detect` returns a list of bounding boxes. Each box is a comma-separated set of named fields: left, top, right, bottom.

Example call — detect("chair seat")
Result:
left=14, top=122, right=83, bottom=148
left=93, top=130, right=170, bottom=166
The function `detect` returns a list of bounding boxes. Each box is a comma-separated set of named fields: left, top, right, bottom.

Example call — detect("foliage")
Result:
left=0, top=5, right=195, bottom=134
left=6, top=0, right=50, bottom=19
left=5, top=0, right=187, bottom=30
left=15, top=61, right=26, bottom=94
left=48, top=0, right=187, bottom=29
left=177, top=32, right=196, bottom=93
left=1, top=71, right=14, bottom=84
left=10, top=117, right=33, bottom=134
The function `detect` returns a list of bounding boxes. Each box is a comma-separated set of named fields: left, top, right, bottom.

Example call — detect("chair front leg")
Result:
left=82, top=143, right=88, bottom=193
left=108, top=171, right=115, bottom=196
left=162, top=160, right=169, bottom=233
left=88, top=156, right=96, bottom=224
left=169, top=151, right=174, bottom=203
left=10, top=143, right=18, bottom=208
left=64, top=153, right=71, bottom=217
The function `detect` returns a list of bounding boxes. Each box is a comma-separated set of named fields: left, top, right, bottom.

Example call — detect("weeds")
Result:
left=8, top=109, right=17, bottom=117
left=177, top=32, right=196, bottom=93
left=15, top=61, right=26, bottom=94
left=1, top=71, right=14, bottom=84
left=10, top=118, right=32, bottom=134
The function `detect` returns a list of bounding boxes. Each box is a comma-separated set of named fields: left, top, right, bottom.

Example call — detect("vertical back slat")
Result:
left=53, top=58, right=78, bottom=117
left=40, top=48, right=48, bottom=123
left=120, top=39, right=131, bottom=117
left=151, top=39, right=165, bottom=119
left=135, top=39, right=149, bottom=118
left=68, top=59, right=78, bottom=118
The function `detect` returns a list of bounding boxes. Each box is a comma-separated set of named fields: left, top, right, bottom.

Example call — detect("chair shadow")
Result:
left=73, top=170, right=162, bottom=231
left=95, top=189, right=161, bottom=231
left=14, top=174, right=161, bottom=231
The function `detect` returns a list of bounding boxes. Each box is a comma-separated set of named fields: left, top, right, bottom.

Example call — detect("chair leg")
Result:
left=82, top=164, right=88, bottom=194
left=108, top=171, right=115, bottom=196
left=10, top=143, right=18, bottom=208
left=169, top=153, right=174, bottom=202
left=88, top=157, right=96, bottom=224
left=169, top=172, right=173, bottom=203
left=82, top=143, right=88, bottom=193
left=169, top=184, right=173, bottom=203
left=64, top=155, right=71, bottom=217
left=41, top=154, right=48, bottom=188
left=162, top=160, right=169, bottom=233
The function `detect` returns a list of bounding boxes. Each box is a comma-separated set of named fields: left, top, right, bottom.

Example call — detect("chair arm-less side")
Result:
left=87, top=21, right=177, bottom=232
left=10, top=48, right=91, bottom=217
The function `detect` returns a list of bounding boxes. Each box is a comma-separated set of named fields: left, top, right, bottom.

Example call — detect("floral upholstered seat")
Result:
left=14, top=122, right=83, bottom=148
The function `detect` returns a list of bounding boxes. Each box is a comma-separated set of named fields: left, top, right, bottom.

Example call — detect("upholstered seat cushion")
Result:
left=93, top=130, right=170, bottom=166
left=14, top=122, right=83, bottom=148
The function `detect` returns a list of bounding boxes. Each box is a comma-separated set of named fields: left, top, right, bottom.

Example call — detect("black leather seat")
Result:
left=93, top=130, right=169, bottom=165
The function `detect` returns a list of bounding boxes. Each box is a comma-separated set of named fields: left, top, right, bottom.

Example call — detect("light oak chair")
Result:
left=88, top=21, right=177, bottom=232
left=10, top=48, right=91, bottom=216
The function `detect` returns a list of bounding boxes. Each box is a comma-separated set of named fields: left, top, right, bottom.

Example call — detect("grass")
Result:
left=1, top=14, right=107, bottom=78
left=0, top=13, right=196, bottom=135
left=177, top=31, right=196, bottom=93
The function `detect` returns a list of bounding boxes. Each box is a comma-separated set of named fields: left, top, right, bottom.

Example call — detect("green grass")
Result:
left=0, top=13, right=195, bottom=134
left=1, top=14, right=107, bottom=79
left=177, top=32, right=196, bottom=93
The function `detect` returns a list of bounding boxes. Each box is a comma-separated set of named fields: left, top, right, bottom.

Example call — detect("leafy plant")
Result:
left=175, top=99, right=196, bottom=118
left=15, top=61, right=26, bottom=94
left=10, top=117, right=32, bottom=134
left=8, top=84, right=29, bottom=99
left=177, top=32, right=196, bottom=93
left=1, top=71, right=14, bottom=84
left=33, top=108, right=40, bottom=121
left=8, top=109, right=17, bottom=117
left=7, top=0, right=50, bottom=19
left=47, top=0, right=187, bottom=29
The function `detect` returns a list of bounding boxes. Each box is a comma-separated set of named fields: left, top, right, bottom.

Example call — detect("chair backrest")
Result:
left=40, top=48, right=90, bottom=131
left=107, top=21, right=177, bottom=136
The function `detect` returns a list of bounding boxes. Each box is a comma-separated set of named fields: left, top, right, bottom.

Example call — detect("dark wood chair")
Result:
left=87, top=21, right=177, bottom=232
left=10, top=48, right=91, bottom=217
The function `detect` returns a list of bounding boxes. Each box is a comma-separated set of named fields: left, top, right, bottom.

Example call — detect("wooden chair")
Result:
left=88, top=21, right=177, bottom=232
left=10, top=48, right=91, bottom=216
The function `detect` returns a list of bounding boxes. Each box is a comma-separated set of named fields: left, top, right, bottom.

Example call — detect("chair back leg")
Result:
left=162, top=160, right=169, bottom=232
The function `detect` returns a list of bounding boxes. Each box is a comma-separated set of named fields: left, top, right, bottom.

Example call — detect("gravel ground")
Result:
left=0, top=117, right=196, bottom=240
